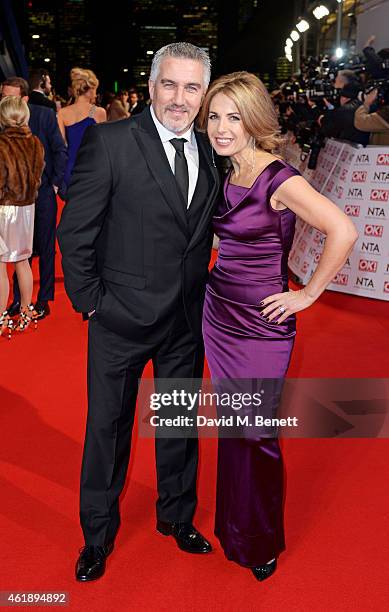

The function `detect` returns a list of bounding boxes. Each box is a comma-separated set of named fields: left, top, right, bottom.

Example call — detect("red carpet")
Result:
left=1, top=238, right=389, bottom=610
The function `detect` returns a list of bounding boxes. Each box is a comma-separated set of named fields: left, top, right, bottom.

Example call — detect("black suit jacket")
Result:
left=29, top=90, right=58, bottom=113
left=130, top=100, right=147, bottom=116
left=57, top=107, right=220, bottom=341
left=28, top=104, right=67, bottom=189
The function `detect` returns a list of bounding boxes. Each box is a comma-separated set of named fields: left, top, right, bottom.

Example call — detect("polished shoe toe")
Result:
left=34, top=301, right=50, bottom=319
left=251, top=559, right=277, bottom=582
left=75, top=542, right=114, bottom=582
left=157, top=521, right=212, bottom=554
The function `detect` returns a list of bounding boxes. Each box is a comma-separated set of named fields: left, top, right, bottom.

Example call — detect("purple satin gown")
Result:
left=202, top=159, right=301, bottom=567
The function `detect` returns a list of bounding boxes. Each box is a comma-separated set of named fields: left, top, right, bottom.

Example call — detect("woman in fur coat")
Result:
left=0, top=95, right=45, bottom=337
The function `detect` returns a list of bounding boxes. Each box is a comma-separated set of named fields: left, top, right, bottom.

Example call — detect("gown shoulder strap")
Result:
left=268, top=160, right=301, bottom=198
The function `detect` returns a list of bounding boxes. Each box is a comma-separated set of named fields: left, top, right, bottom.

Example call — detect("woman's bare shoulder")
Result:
left=95, top=106, right=107, bottom=121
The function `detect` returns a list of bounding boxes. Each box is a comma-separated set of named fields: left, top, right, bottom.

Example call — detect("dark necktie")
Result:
left=170, top=138, right=189, bottom=208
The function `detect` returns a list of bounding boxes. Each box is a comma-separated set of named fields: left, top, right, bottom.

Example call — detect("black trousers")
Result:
left=13, top=185, right=57, bottom=303
left=81, top=305, right=204, bottom=546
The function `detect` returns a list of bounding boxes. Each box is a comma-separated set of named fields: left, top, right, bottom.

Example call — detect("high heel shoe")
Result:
left=0, top=310, right=14, bottom=339
left=251, top=558, right=277, bottom=582
left=15, top=304, right=39, bottom=332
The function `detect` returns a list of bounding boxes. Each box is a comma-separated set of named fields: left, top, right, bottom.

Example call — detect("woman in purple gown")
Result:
left=198, top=72, right=358, bottom=581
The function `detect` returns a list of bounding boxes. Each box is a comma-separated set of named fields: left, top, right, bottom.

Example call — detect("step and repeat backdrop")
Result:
left=286, top=140, right=389, bottom=301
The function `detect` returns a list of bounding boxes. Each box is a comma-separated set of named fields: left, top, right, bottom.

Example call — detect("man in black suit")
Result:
left=28, top=68, right=57, bottom=113
left=1, top=77, right=67, bottom=319
left=57, top=42, right=219, bottom=582
left=128, top=88, right=146, bottom=116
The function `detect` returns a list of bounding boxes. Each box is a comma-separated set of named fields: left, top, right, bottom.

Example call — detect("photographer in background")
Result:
left=333, top=68, right=359, bottom=92
left=363, top=35, right=389, bottom=79
left=320, top=72, right=369, bottom=146
left=354, top=87, right=389, bottom=145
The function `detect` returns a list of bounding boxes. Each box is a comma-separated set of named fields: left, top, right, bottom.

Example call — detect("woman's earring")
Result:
left=211, top=145, right=216, bottom=167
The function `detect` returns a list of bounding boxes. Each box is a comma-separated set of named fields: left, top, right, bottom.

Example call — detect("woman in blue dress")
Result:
left=57, top=69, right=106, bottom=192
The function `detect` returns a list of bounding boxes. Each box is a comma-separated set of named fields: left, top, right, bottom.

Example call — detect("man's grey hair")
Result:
left=338, top=69, right=359, bottom=85
left=150, top=42, right=211, bottom=88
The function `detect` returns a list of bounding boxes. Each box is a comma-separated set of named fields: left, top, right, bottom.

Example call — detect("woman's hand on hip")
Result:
left=259, top=288, right=315, bottom=324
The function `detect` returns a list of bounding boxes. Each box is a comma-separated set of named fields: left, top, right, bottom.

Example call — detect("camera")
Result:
left=365, top=78, right=389, bottom=105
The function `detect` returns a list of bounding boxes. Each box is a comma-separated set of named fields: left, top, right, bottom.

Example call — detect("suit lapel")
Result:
left=133, top=108, right=190, bottom=239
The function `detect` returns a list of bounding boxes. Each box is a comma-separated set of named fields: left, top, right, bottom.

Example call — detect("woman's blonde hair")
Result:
left=0, top=95, right=30, bottom=129
left=198, top=71, right=285, bottom=155
left=70, top=66, right=83, bottom=80
left=71, top=69, right=99, bottom=98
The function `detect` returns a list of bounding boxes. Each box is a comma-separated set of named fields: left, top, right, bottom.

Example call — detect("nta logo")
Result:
left=367, top=207, right=386, bottom=218
left=373, top=171, right=389, bottom=181
left=356, top=277, right=375, bottom=289
left=356, top=153, right=370, bottom=164
left=347, top=187, right=363, bottom=198
left=361, top=242, right=380, bottom=254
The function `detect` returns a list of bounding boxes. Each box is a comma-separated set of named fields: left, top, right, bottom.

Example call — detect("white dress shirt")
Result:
left=150, top=105, right=199, bottom=207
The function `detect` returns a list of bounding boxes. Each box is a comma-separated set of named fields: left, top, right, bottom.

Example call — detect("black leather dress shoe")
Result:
left=75, top=542, right=114, bottom=582
left=251, top=559, right=277, bottom=582
left=34, top=301, right=50, bottom=319
left=7, top=302, right=20, bottom=317
left=156, top=520, right=212, bottom=554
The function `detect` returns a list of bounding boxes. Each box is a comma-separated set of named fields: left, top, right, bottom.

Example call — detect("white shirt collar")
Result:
left=150, top=104, right=195, bottom=146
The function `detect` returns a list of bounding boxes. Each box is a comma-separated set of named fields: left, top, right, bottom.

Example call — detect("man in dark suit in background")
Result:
left=128, top=87, right=146, bottom=116
left=1, top=77, right=67, bottom=318
left=58, top=42, right=219, bottom=582
left=28, top=68, right=57, bottom=113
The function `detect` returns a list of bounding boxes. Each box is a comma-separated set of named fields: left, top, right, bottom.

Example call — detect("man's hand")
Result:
left=364, top=34, right=375, bottom=48
left=364, top=88, right=378, bottom=109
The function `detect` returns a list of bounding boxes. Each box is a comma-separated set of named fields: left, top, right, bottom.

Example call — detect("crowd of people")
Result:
left=272, top=35, right=389, bottom=169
